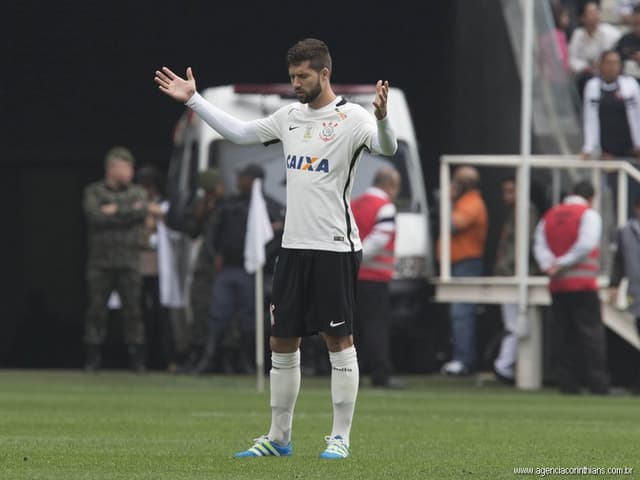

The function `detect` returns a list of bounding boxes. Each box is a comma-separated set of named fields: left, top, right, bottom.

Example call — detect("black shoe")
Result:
left=493, top=368, right=515, bottom=385
left=176, top=345, right=204, bottom=374
left=193, top=354, right=216, bottom=375
left=559, top=386, right=581, bottom=395
left=372, top=377, right=407, bottom=389
left=234, top=349, right=256, bottom=375
left=84, top=345, right=102, bottom=372
left=603, top=387, right=626, bottom=397
left=128, top=345, right=147, bottom=374
left=192, top=333, right=221, bottom=375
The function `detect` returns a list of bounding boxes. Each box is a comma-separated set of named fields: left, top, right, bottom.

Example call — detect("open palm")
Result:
left=373, top=80, right=389, bottom=120
left=154, top=66, right=197, bottom=103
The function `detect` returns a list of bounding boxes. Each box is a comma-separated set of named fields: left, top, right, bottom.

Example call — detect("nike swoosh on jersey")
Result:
left=288, top=125, right=300, bottom=131
left=329, top=320, right=346, bottom=328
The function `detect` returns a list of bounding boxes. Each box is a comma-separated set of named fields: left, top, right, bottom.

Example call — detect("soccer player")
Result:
left=154, top=38, right=397, bottom=459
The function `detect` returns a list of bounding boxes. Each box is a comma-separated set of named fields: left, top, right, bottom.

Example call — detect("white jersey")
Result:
left=254, top=96, right=377, bottom=252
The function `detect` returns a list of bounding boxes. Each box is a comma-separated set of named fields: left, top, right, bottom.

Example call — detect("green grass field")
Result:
left=0, top=370, right=638, bottom=479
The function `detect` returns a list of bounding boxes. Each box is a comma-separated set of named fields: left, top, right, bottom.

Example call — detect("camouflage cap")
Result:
left=198, top=168, right=222, bottom=191
left=105, top=146, right=135, bottom=165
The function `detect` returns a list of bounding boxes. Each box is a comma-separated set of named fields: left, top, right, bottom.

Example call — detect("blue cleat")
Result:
left=233, top=436, right=292, bottom=458
left=319, top=435, right=350, bottom=459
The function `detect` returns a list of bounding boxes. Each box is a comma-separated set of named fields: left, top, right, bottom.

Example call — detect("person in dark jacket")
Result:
left=616, top=5, right=640, bottom=81
left=609, top=193, right=640, bottom=394
left=194, top=164, right=283, bottom=373
left=83, top=146, right=151, bottom=372
left=175, top=169, right=225, bottom=373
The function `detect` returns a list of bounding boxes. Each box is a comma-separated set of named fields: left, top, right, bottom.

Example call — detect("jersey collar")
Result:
left=303, top=96, right=344, bottom=116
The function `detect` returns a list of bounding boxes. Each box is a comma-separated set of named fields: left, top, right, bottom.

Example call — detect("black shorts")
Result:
left=270, top=248, right=362, bottom=338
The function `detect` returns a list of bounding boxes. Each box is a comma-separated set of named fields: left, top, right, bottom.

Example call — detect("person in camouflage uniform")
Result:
left=492, top=175, right=539, bottom=383
left=178, top=168, right=225, bottom=373
left=83, top=146, right=152, bottom=372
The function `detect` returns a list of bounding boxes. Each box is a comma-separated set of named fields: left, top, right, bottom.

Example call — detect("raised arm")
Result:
left=370, top=80, right=397, bottom=155
left=154, top=67, right=261, bottom=144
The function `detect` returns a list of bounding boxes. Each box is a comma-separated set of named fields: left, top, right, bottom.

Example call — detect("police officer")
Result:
left=83, top=146, right=151, bottom=372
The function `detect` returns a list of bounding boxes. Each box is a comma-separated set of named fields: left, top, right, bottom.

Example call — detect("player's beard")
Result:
left=296, top=79, right=322, bottom=104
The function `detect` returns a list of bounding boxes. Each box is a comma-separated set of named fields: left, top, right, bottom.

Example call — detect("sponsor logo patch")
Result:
left=286, top=154, right=330, bottom=173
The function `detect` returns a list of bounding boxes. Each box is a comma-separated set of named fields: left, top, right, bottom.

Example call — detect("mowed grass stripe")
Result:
left=0, top=370, right=638, bottom=479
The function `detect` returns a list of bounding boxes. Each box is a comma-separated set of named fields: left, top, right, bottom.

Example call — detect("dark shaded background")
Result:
left=3, top=1, right=528, bottom=369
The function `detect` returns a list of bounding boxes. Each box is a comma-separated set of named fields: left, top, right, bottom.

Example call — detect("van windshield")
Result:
left=209, top=140, right=414, bottom=211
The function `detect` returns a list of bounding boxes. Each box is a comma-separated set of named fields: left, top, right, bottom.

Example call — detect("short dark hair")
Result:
left=600, top=49, right=620, bottom=63
left=633, top=4, right=640, bottom=15
left=551, top=2, right=569, bottom=27
left=579, top=1, right=599, bottom=17
left=238, top=163, right=265, bottom=180
left=572, top=180, right=595, bottom=200
left=286, top=38, right=332, bottom=72
left=136, top=164, right=164, bottom=194
left=501, top=175, right=516, bottom=185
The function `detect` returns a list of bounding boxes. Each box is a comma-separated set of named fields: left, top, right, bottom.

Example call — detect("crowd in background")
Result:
left=82, top=147, right=284, bottom=375
left=434, top=0, right=640, bottom=394
left=81, top=145, right=410, bottom=389
left=80, top=0, right=640, bottom=395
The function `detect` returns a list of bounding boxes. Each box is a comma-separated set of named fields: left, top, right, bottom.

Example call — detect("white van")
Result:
left=166, top=84, right=433, bottom=326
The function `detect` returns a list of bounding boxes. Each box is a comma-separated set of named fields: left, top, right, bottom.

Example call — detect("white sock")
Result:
left=329, top=346, right=359, bottom=446
left=267, top=350, right=301, bottom=445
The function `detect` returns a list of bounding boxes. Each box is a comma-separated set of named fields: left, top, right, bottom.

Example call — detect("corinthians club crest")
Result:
left=319, top=121, right=338, bottom=142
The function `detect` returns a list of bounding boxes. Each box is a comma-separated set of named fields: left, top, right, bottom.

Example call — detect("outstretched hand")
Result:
left=154, top=66, right=197, bottom=103
left=373, top=80, right=390, bottom=120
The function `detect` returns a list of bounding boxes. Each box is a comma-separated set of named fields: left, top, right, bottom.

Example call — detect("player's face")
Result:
left=289, top=61, right=323, bottom=104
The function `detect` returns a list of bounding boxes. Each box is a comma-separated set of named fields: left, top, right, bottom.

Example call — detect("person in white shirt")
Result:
left=582, top=51, right=640, bottom=160
left=154, top=38, right=397, bottom=459
left=582, top=50, right=640, bottom=219
left=569, top=1, right=622, bottom=94
left=617, top=0, right=640, bottom=25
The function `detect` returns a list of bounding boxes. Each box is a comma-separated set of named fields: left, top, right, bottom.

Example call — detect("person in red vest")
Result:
left=351, top=167, right=404, bottom=388
left=533, top=180, right=610, bottom=394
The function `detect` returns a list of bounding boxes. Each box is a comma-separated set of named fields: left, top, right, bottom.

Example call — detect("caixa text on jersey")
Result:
left=286, top=154, right=330, bottom=173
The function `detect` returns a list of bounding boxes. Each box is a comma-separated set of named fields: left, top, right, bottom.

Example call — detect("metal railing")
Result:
left=500, top=0, right=582, bottom=155
left=438, top=155, right=640, bottom=389
left=439, top=155, right=640, bottom=282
